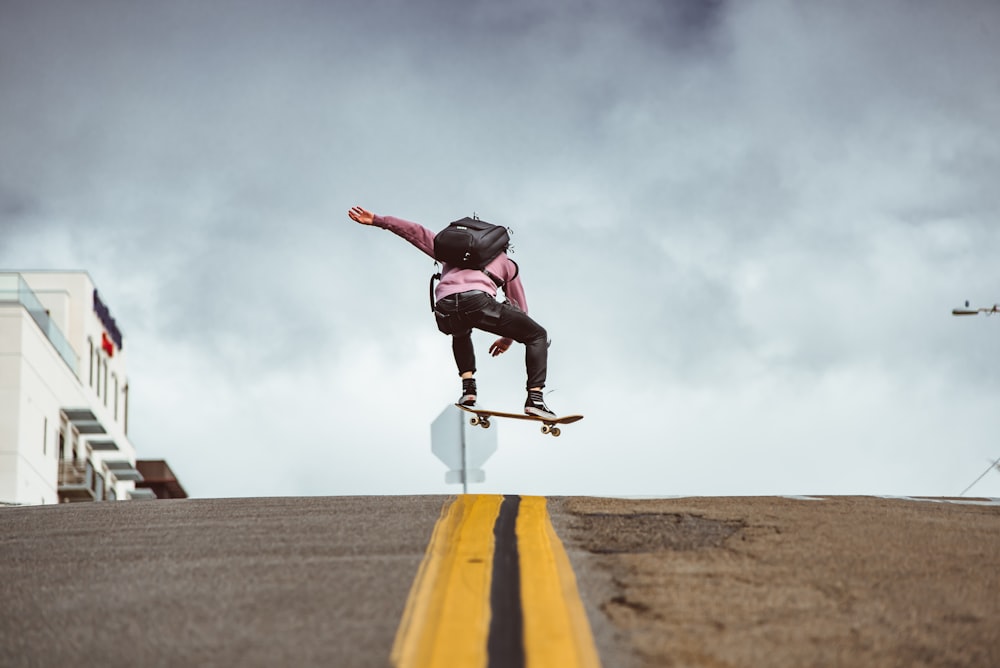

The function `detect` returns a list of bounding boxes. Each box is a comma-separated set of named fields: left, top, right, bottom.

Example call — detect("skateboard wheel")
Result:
left=481, top=419, right=491, bottom=429
left=470, top=417, right=480, bottom=426
left=541, top=424, right=551, bottom=435
left=551, top=427, right=561, bottom=437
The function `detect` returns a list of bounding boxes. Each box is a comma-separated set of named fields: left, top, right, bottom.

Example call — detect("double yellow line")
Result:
left=391, top=495, right=601, bottom=668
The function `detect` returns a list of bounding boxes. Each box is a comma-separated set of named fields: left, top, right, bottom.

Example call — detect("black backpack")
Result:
left=433, top=216, right=510, bottom=269
left=429, top=215, right=518, bottom=310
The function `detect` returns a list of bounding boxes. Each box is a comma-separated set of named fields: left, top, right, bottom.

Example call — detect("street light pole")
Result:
left=959, top=457, right=1000, bottom=497
left=952, top=300, right=999, bottom=496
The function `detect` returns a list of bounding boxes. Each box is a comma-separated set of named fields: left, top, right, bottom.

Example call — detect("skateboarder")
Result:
left=347, top=206, right=556, bottom=419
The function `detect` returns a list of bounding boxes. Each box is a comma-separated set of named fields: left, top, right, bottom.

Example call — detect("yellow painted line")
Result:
left=391, top=494, right=503, bottom=668
left=392, top=494, right=601, bottom=668
left=518, top=496, right=602, bottom=668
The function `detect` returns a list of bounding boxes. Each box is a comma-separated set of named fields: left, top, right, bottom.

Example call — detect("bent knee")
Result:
left=526, top=326, right=547, bottom=345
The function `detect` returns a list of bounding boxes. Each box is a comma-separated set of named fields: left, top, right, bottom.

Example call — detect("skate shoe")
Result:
left=524, top=390, right=556, bottom=420
left=459, top=378, right=477, bottom=407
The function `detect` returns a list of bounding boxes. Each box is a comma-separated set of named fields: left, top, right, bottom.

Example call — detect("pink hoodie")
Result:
left=373, top=215, right=529, bottom=313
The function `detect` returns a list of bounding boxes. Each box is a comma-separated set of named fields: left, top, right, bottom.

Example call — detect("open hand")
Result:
left=490, top=338, right=512, bottom=357
left=348, top=206, right=375, bottom=225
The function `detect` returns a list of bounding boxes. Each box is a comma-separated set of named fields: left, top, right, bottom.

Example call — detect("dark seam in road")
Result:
left=488, top=494, right=525, bottom=668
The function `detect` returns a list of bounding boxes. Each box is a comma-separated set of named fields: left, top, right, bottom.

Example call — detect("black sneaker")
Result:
left=524, top=390, right=556, bottom=419
left=459, top=378, right=477, bottom=407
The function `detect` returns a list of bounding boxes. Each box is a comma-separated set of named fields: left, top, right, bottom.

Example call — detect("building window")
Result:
left=88, top=339, right=95, bottom=387
left=123, top=383, right=130, bottom=435
left=93, top=471, right=104, bottom=502
left=103, top=360, right=109, bottom=407
left=113, top=374, right=119, bottom=420
left=43, top=417, right=48, bottom=456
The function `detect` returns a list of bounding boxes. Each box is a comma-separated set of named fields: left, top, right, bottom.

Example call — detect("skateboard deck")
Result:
left=456, top=404, right=584, bottom=437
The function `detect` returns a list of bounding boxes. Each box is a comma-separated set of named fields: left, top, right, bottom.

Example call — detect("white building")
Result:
left=0, top=271, right=155, bottom=504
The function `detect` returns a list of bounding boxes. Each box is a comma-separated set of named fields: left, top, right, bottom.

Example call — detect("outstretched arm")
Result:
left=347, top=206, right=436, bottom=258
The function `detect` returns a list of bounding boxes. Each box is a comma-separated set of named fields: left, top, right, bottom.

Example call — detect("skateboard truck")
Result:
left=468, top=413, right=562, bottom=436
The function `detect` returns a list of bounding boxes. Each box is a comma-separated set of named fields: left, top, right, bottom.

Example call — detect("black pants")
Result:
left=434, top=291, right=548, bottom=390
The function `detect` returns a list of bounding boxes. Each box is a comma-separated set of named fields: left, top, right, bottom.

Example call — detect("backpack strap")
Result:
left=429, top=267, right=441, bottom=312
left=484, top=259, right=518, bottom=289
left=430, top=259, right=518, bottom=311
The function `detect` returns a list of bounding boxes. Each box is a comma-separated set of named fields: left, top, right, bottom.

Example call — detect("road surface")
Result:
left=2, top=495, right=998, bottom=667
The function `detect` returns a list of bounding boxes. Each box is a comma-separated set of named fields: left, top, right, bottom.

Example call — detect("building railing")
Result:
left=0, top=273, right=80, bottom=377
left=58, top=460, right=97, bottom=501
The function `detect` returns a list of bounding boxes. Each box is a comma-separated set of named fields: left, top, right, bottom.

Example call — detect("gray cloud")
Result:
left=2, top=0, right=999, bottom=498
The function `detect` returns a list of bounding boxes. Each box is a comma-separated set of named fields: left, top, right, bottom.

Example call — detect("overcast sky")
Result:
left=2, top=0, right=999, bottom=499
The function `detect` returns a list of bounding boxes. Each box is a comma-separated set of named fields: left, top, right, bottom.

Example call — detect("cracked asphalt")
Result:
left=552, top=495, right=1000, bottom=668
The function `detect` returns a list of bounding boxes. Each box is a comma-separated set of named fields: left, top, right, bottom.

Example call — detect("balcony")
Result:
left=135, top=460, right=188, bottom=499
left=58, top=461, right=96, bottom=502
left=104, top=460, right=143, bottom=482
left=63, top=408, right=106, bottom=435
left=128, top=488, right=157, bottom=500
left=0, top=273, right=80, bottom=377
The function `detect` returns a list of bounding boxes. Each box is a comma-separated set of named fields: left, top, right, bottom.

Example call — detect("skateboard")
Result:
left=456, top=404, right=584, bottom=437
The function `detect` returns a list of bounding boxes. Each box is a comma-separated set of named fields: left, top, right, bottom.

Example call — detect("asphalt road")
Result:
left=2, top=495, right=999, bottom=667
left=552, top=495, right=1000, bottom=668
left=0, top=496, right=445, bottom=667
